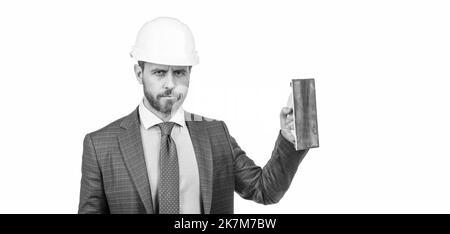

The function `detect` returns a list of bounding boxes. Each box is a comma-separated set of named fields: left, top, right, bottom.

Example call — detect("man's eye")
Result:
left=174, top=71, right=186, bottom=77
left=153, top=71, right=166, bottom=76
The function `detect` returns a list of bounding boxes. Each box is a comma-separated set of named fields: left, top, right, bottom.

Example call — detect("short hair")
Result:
left=137, top=61, right=192, bottom=73
left=138, top=61, right=146, bottom=72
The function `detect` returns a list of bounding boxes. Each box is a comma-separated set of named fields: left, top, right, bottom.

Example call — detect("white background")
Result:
left=1, top=0, right=449, bottom=213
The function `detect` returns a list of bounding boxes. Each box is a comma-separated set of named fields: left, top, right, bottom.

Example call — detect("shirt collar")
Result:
left=138, top=98, right=186, bottom=130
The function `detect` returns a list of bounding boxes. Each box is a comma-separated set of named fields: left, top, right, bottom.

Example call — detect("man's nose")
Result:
left=164, top=72, right=175, bottom=89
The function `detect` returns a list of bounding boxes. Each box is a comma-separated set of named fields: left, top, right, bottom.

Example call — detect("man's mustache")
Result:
left=157, top=90, right=182, bottom=100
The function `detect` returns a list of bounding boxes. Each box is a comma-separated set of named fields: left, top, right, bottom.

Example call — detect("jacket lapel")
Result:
left=118, top=108, right=154, bottom=214
left=185, top=111, right=213, bottom=214
left=115, top=108, right=213, bottom=214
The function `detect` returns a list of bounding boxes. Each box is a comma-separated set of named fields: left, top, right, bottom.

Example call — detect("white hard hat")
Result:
left=130, top=17, right=199, bottom=66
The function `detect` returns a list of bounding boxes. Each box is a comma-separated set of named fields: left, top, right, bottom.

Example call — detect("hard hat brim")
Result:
left=130, top=47, right=199, bottom=66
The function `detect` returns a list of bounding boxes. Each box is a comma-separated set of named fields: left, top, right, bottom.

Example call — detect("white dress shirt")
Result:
left=138, top=99, right=201, bottom=214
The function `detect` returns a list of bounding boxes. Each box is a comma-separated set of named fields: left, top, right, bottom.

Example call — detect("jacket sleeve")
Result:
left=222, top=122, right=309, bottom=205
left=78, top=134, right=110, bottom=214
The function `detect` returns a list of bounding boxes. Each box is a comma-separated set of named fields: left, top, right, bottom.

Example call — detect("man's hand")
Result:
left=280, top=107, right=296, bottom=144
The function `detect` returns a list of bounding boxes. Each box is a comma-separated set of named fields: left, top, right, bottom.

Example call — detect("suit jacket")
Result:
left=78, top=107, right=309, bottom=214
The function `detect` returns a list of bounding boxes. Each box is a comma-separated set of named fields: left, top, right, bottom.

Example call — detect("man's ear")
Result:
left=134, top=64, right=143, bottom=84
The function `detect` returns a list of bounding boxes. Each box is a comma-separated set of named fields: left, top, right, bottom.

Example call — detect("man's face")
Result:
left=138, top=62, right=190, bottom=116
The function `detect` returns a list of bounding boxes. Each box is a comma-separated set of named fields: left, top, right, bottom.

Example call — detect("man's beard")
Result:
left=144, top=89, right=182, bottom=115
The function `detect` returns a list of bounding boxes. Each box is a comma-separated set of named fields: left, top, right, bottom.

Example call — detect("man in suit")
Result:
left=78, top=17, right=309, bottom=214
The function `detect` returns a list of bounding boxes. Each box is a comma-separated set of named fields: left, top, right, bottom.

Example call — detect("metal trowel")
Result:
left=287, top=79, right=319, bottom=150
